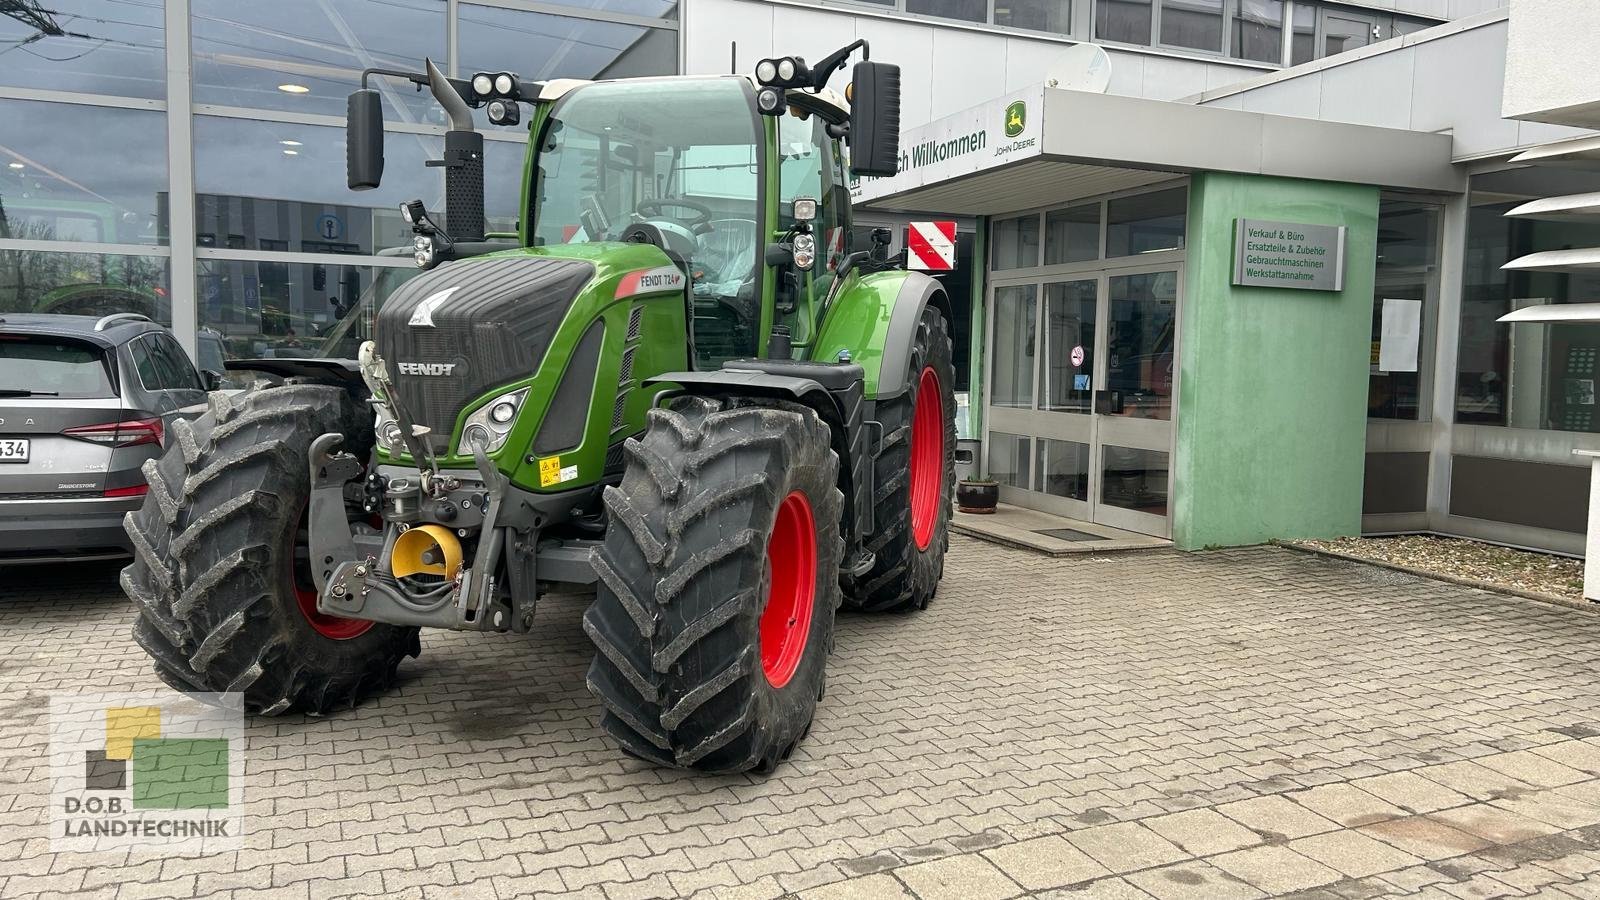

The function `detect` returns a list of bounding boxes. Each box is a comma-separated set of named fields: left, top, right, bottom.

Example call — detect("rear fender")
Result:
left=811, top=270, right=950, bottom=400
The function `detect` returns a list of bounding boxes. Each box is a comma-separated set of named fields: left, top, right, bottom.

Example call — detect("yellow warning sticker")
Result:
left=538, top=455, right=562, bottom=487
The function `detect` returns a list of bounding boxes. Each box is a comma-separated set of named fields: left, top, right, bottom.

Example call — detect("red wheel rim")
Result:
left=760, top=490, right=816, bottom=688
left=292, top=514, right=374, bottom=641
left=909, top=366, right=943, bottom=551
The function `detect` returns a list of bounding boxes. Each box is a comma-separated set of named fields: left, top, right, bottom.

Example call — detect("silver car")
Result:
left=0, top=313, right=214, bottom=563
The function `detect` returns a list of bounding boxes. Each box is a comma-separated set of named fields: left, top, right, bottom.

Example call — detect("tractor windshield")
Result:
left=532, top=77, right=763, bottom=363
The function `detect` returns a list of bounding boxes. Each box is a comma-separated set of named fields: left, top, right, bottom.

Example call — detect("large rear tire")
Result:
left=122, top=384, right=419, bottom=715
left=585, top=396, right=843, bottom=773
left=845, top=302, right=957, bottom=612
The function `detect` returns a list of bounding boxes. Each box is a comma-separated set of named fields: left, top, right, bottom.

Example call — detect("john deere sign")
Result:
left=854, top=84, right=1044, bottom=204
left=1004, top=101, right=1026, bottom=138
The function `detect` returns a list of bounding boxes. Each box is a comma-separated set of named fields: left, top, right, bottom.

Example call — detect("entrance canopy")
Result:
left=855, top=86, right=1464, bottom=216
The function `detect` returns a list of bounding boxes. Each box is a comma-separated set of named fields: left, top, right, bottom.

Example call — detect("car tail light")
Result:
left=103, top=484, right=150, bottom=498
left=63, top=417, right=164, bottom=448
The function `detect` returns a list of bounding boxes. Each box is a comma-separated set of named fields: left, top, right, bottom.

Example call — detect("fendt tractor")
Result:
left=123, top=42, right=956, bottom=773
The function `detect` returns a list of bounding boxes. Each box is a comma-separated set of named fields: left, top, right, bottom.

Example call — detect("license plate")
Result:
left=0, top=438, right=29, bottom=462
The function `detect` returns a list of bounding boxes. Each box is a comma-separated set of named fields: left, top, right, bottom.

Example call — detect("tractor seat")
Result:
left=695, top=218, right=758, bottom=296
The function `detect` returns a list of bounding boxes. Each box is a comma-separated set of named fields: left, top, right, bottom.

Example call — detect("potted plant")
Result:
left=956, top=473, right=999, bottom=514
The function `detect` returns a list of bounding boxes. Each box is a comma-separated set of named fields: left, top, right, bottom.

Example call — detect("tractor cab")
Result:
left=524, top=75, right=855, bottom=366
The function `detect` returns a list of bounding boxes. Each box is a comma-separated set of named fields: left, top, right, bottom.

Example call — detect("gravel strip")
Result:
left=1295, top=534, right=1587, bottom=604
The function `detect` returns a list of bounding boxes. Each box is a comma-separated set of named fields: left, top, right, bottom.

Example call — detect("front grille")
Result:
left=377, top=256, right=594, bottom=451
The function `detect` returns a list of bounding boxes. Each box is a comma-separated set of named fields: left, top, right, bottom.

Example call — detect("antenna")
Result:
left=1045, top=44, right=1112, bottom=93
left=730, top=41, right=737, bottom=75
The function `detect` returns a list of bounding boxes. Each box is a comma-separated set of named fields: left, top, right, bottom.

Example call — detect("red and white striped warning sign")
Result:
left=907, top=220, right=956, bottom=271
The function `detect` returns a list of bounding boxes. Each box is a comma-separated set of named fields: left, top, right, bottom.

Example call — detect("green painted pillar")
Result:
left=1173, top=173, right=1379, bottom=550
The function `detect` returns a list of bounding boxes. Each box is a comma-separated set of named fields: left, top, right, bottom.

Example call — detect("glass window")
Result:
left=198, top=261, right=419, bottom=366
left=906, top=0, right=987, bottom=22
left=992, top=215, right=1040, bottom=270
left=1231, top=0, right=1284, bottom=63
left=531, top=78, right=758, bottom=366
left=1107, top=188, right=1186, bottom=257
left=0, top=336, right=114, bottom=399
left=1098, top=0, right=1154, bottom=44
left=153, top=335, right=203, bottom=390
left=1323, top=11, right=1374, bottom=57
left=0, top=100, right=167, bottom=246
left=1042, top=280, right=1097, bottom=413
left=458, top=5, right=677, bottom=84
left=131, top=336, right=160, bottom=390
left=1290, top=3, right=1316, bottom=65
left=996, top=0, right=1072, bottom=34
left=193, top=117, right=448, bottom=253
left=0, top=250, right=171, bottom=323
left=192, top=0, right=446, bottom=120
left=1045, top=204, right=1099, bottom=266
left=0, top=1, right=165, bottom=99
left=991, top=284, right=1038, bottom=409
left=1037, top=439, right=1090, bottom=500
left=1456, top=169, right=1600, bottom=433
left=524, top=0, right=679, bottom=18
left=988, top=431, right=1031, bottom=488
left=1101, top=445, right=1169, bottom=515
left=1369, top=200, right=1440, bottom=421
left=1105, top=271, right=1178, bottom=420
left=1160, top=0, right=1224, bottom=53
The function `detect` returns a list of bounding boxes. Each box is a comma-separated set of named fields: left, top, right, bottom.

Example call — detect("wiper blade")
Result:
left=0, top=389, right=59, bottom=396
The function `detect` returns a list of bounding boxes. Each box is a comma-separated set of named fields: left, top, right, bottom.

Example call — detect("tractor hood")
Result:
left=376, top=255, right=594, bottom=450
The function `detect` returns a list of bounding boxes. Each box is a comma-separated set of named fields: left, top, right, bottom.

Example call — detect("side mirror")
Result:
left=202, top=369, right=224, bottom=392
left=346, top=89, right=384, bottom=190
left=848, top=61, right=900, bottom=178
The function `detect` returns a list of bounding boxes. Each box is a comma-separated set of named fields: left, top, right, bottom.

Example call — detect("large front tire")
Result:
left=122, top=384, right=419, bottom=715
left=585, top=396, right=843, bottom=773
left=846, top=302, right=957, bottom=612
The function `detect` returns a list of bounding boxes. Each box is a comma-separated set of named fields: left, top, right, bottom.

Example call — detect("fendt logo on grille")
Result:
left=397, top=362, right=457, bottom=376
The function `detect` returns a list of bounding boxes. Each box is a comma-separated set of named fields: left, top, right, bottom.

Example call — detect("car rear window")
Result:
left=0, top=336, right=115, bottom=398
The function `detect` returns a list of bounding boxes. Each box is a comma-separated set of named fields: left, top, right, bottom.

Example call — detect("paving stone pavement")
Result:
left=4, top=538, right=1600, bottom=900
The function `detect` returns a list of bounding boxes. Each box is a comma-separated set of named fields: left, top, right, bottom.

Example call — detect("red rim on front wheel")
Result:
left=760, top=491, right=816, bottom=688
left=292, top=523, right=374, bottom=640
left=909, top=366, right=944, bottom=551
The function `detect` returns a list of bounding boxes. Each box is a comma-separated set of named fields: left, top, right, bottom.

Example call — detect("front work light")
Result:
left=756, top=87, right=786, bottom=116
left=400, top=199, right=425, bottom=226
left=471, top=73, right=494, bottom=97
left=755, top=59, right=778, bottom=84
left=413, top=234, right=437, bottom=268
left=792, top=197, right=817, bottom=222
left=792, top=232, right=817, bottom=270
left=487, top=98, right=520, bottom=126
left=494, top=73, right=516, bottom=97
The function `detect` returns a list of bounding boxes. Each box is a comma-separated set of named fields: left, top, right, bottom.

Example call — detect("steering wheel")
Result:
left=635, top=198, right=714, bottom=232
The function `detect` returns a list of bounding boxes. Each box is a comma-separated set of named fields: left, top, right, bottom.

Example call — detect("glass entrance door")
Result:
left=985, top=266, right=1180, bottom=537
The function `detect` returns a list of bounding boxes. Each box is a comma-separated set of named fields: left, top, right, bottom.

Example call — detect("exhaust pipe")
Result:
left=425, top=59, right=486, bottom=242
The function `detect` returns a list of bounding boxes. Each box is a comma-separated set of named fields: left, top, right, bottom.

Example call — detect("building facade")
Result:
left=15, top=0, right=1589, bottom=556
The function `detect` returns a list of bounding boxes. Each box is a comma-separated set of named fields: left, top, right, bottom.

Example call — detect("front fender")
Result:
left=811, top=270, right=949, bottom=399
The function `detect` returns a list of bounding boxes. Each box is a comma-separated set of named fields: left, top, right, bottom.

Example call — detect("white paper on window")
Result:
left=1378, top=298, right=1422, bottom=373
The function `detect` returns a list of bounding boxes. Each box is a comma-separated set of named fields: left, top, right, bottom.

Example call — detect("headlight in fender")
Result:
left=459, top=387, right=528, bottom=455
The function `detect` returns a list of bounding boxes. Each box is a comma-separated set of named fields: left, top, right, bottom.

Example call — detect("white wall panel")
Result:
left=1319, top=46, right=1413, bottom=130
left=1232, top=75, right=1322, bottom=119
left=686, top=0, right=774, bottom=75
left=1407, top=22, right=1517, bottom=157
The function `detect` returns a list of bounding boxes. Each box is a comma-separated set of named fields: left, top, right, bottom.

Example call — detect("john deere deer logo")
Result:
left=1004, top=100, right=1026, bottom=138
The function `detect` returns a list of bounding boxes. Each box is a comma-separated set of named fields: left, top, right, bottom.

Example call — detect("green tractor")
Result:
left=123, top=43, right=956, bottom=773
